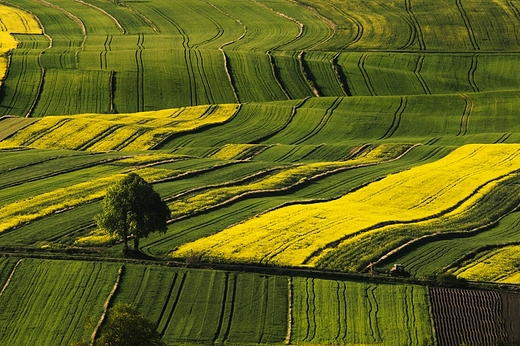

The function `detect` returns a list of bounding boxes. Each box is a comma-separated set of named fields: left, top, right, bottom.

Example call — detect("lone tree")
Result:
left=96, top=173, right=171, bottom=254
left=97, top=303, right=166, bottom=346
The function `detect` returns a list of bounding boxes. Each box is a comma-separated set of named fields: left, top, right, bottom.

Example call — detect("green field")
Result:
left=1, top=0, right=520, bottom=345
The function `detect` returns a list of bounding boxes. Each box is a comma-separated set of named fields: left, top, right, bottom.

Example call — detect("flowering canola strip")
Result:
left=172, top=144, right=520, bottom=267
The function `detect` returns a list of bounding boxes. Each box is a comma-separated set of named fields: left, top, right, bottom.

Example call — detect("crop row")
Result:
left=429, top=287, right=517, bottom=346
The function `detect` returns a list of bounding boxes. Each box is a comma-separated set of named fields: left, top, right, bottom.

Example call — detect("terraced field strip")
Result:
left=164, top=144, right=414, bottom=222
left=429, top=287, right=514, bottom=346
left=453, top=244, right=520, bottom=284
left=0, top=259, right=121, bottom=346
left=0, top=104, right=239, bottom=151
left=0, top=166, right=177, bottom=233
left=142, top=146, right=450, bottom=256
left=172, top=144, right=520, bottom=267
left=291, top=278, right=435, bottom=345
left=381, top=208, right=520, bottom=278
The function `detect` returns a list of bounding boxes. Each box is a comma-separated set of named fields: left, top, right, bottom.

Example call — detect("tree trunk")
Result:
left=133, top=237, right=139, bottom=252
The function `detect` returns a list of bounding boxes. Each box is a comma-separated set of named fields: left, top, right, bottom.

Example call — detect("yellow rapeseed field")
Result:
left=172, top=144, right=520, bottom=266
left=454, top=245, right=520, bottom=284
left=0, top=104, right=239, bottom=151
left=0, top=167, right=176, bottom=233
left=0, top=4, right=41, bottom=83
left=167, top=144, right=413, bottom=219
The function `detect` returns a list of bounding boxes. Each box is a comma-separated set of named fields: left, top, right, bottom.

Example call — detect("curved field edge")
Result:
left=171, top=144, right=520, bottom=269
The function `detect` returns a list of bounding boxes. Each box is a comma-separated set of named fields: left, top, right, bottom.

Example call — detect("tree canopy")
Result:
left=96, top=173, right=171, bottom=254
left=97, top=303, right=166, bottom=346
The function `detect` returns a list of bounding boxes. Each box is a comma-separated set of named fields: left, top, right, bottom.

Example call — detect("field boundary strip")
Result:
left=90, top=265, right=123, bottom=346
left=0, top=258, right=22, bottom=297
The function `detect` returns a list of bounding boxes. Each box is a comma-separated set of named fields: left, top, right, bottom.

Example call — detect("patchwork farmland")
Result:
left=0, top=0, right=520, bottom=345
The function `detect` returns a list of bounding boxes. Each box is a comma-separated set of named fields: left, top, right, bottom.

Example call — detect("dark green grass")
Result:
left=0, top=259, right=121, bottom=346
left=114, top=264, right=288, bottom=345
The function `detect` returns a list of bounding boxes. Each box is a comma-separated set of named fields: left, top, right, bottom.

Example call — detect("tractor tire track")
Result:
left=358, top=53, right=376, bottom=96
left=457, top=93, right=473, bottom=136
left=494, top=133, right=512, bottom=144
left=119, top=2, right=159, bottom=33
left=251, top=97, right=310, bottom=144
left=159, top=271, right=186, bottom=336
left=331, top=4, right=363, bottom=49
left=298, top=51, right=320, bottom=97
left=331, top=52, right=349, bottom=96
left=135, top=34, right=145, bottom=111
left=3, top=2, right=54, bottom=118
left=220, top=274, right=237, bottom=344
left=404, top=0, right=426, bottom=50
left=294, top=96, right=343, bottom=144
left=34, top=0, right=87, bottom=67
left=379, top=97, right=408, bottom=139
left=414, top=55, right=431, bottom=94
left=468, top=53, right=479, bottom=92
left=455, top=0, right=480, bottom=51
